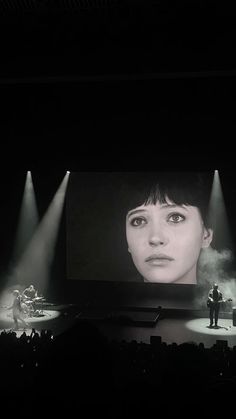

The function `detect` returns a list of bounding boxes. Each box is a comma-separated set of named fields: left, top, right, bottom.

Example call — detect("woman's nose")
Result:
left=149, top=236, right=165, bottom=246
left=148, top=225, right=168, bottom=247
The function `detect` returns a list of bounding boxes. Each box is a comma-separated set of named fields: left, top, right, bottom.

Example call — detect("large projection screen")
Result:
left=66, top=171, right=214, bottom=284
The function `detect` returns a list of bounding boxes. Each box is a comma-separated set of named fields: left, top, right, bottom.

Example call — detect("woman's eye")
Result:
left=130, top=217, right=147, bottom=227
left=168, top=213, right=185, bottom=223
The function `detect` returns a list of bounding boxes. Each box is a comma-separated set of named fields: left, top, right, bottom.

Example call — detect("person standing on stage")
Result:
left=8, top=290, right=29, bottom=330
left=207, top=283, right=223, bottom=327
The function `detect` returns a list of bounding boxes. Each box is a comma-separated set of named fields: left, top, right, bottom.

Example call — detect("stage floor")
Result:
left=95, top=315, right=236, bottom=348
left=1, top=305, right=236, bottom=348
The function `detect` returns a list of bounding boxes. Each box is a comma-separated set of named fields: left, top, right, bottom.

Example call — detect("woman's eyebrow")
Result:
left=127, top=209, right=146, bottom=217
left=127, top=204, right=188, bottom=218
left=161, top=203, right=188, bottom=210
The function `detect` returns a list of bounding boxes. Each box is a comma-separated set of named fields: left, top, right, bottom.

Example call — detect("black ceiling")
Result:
left=1, top=0, right=236, bottom=78
left=0, top=0, right=235, bottom=169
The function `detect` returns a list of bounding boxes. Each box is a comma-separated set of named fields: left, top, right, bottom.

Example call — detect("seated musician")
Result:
left=22, top=284, right=38, bottom=300
left=22, top=285, right=38, bottom=315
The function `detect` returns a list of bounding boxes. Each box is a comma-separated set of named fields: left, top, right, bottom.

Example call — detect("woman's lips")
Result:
left=145, top=254, right=174, bottom=262
left=145, top=254, right=174, bottom=266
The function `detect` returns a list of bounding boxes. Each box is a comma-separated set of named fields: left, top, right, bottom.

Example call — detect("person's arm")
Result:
left=6, top=300, right=14, bottom=310
left=208, top=291, right=213, bottom=303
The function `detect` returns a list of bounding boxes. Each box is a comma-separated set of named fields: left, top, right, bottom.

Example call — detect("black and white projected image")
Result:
left=66, top=171, right=218, bottom=284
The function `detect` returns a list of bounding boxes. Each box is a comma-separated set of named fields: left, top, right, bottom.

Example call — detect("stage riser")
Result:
left=77, top=310, right=161, bottom=326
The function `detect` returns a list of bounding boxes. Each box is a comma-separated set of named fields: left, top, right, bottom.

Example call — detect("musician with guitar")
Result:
left=8, top=290, right=29, bottom=330
left=207, top=283, right=232, bottom=327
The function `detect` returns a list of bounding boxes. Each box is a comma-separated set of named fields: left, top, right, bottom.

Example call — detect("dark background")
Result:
left=0, top=0, right=235, bottom=303
left=0, top=0, right=235, bottom=171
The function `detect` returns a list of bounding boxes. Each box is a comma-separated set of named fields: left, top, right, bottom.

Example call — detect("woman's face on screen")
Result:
left=126, top=200, right=213, bottom=284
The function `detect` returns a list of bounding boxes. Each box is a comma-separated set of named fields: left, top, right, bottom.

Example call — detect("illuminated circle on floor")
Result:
left=0, top=309, right=60, bottom=325
left=185, top=318, right=236, bottom=335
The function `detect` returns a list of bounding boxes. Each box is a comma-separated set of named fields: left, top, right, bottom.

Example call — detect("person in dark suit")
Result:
left=207, top=283, right=223, bottom=327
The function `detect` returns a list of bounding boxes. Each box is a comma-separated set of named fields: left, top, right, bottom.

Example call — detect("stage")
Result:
left=95, top=312, right=236, bottom=348
left=1, top=303, right=236, bottom=348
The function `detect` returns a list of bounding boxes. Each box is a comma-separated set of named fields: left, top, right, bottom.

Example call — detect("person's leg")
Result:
left=13, top=314, right=19, bottom=330
left=215, top=304, right=220, bottom=326
left=209, top=306, right=214, bottom=326
left=18, top=313, right=29, bottom=328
